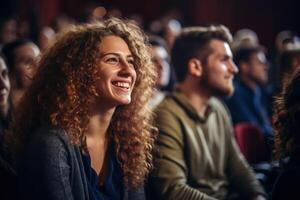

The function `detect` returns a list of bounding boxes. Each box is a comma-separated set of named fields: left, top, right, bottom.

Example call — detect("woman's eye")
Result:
left=105, top=57, right=119, bottom=64
left=127, top=59, right=134, bottom=65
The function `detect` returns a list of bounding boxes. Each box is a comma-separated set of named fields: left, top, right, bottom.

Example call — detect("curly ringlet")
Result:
left=11, top=18, right=157, bottom=187
left=273, top=68, right=300, bottom=161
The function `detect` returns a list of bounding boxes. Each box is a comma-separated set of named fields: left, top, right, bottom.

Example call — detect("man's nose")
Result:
left=230, top=60, right=239, bottom=74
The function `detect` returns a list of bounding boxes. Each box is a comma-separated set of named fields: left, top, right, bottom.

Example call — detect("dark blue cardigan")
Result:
left=17, top=125, right=145, bottom=200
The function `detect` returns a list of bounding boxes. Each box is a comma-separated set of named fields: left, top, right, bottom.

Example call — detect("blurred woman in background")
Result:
left=0, top=54, right=16, bottom=200
left=1, top=39, right=40, bottom=108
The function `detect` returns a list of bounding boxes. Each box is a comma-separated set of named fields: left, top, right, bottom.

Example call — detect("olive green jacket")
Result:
left=149, top=90, right=266, bottom=200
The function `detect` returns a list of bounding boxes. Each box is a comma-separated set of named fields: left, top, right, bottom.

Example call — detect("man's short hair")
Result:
left=234, top=46, right=265, bottom=66
left=171, top=25, right=232, bottom=82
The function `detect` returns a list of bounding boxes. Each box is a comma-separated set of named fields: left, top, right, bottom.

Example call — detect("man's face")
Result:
left=200, top=39, right=238, bottom=97
left=246, top=51, right=268, bottom=85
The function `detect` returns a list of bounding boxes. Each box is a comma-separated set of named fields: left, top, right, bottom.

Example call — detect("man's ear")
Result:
left=188, top=58, right=202, bottom=77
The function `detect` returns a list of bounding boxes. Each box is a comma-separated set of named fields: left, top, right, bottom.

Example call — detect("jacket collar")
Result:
left=171, top=88, right=215, bottom=123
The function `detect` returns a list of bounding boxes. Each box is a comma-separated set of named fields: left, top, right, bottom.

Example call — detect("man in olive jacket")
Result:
left=148, top=26, right=266, bottom=200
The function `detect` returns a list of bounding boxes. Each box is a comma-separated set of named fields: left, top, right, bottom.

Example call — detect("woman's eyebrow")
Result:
left=101, top=52, right=133, bottom=58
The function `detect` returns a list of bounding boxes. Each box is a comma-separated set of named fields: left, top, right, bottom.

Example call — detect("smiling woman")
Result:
left=95, top=35, right=137, bottom=106
left=10, top=18, right=157, bottom=200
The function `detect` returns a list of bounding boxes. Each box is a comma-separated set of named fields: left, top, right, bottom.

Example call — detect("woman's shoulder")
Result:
left=18, top=125, right=78, bottom=171
left=23, top=125, right=73, bottom=158
left=33, top=124, right=69, bottom=144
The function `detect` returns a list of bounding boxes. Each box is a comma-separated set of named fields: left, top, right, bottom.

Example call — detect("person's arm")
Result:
left=18, top=131, right=74, bottom=200
left=149, top=109, right=217, bottom=200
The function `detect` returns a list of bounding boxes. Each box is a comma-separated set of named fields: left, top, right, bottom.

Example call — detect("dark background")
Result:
left=1, top=0, right=299, bottom=50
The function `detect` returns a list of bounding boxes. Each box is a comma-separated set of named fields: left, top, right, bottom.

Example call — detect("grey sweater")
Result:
left=18, top=125, right=145, bottom=200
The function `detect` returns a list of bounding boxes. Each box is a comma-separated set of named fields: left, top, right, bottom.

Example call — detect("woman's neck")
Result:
left=86, top=107, right=115, bottom=139
left=85, top=105, right=115, bottom=176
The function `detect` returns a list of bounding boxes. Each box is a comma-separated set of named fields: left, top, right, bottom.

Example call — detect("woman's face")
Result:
left=0, top=57, right=10, bottom=114
left=14, top=43, right=40, bottom=88
left=95, top=35, right=137, bottom=107
left=150, top=45, right=170, bottom=88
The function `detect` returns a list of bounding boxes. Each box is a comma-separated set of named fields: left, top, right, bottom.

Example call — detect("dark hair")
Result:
left=171, top=25, right=232, bottom=82
left=274, top=67, right=300, bottom=160
left=1, top=39, right=32, bottom=73
left=234, top=46, right=265, bottom=66
left=278, top=48, right=300, bottom=83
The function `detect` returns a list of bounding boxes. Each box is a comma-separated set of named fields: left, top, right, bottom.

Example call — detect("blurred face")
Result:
left=201, top=39, right=238, bottom=97
left=95, top=35, right=136, bottom=107
left=0, top=58, right=10, bottom=113
left=0, top=19, right=17, bottom=43
left=150, top=46, right=170, bottom=88
left=14, top=43, right=40, bottom=88
left=246, top=51, right=268, bottom=84
left=39, top=27, right=56, bottom=51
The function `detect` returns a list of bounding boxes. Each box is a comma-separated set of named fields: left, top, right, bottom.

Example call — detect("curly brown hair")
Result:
left=11, top=18, right=157, bottom=187
left=273, top=67, right=300, bottom=161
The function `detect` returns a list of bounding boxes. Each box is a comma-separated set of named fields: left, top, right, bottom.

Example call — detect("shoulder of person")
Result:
left=154, top=93, right=183, bottom=116
left=209, top=97, right=230, bottom=114
left=26, top=125, right=73, bottom=155
left=209, top=97, right=233, bottom=124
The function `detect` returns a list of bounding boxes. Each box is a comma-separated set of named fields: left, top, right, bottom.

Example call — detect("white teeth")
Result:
left=114, top=82, right=130, bottom=89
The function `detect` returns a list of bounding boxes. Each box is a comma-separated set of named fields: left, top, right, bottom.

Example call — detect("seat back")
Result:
left=234, top=122, right=269, bottom=164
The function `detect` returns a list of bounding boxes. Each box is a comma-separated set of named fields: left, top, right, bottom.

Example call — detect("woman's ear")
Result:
left=188, top=58, right=202, bottom=77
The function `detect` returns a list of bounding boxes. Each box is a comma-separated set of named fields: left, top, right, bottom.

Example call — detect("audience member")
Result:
left=149, top=25, right=266, bottom=200
left=38, top=26, right=56, bottom=52
left=275, top=31, right=300, bottom=54
left=0, top=55, right=16, bottom=200
left=148, top=17, right=182, bottom=50
left=224, top=46, right=273, bottom=141
left=11, top=18, right=156, bottom=199
left=232, top=29, right=259, bottom=51
left=0, top=17, right=18, bottom=48
left=149, top=35, right=175, bottom=108
left=0, top=55, right=10, bottom=129
left=1, top=39, right=40, bottom=108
